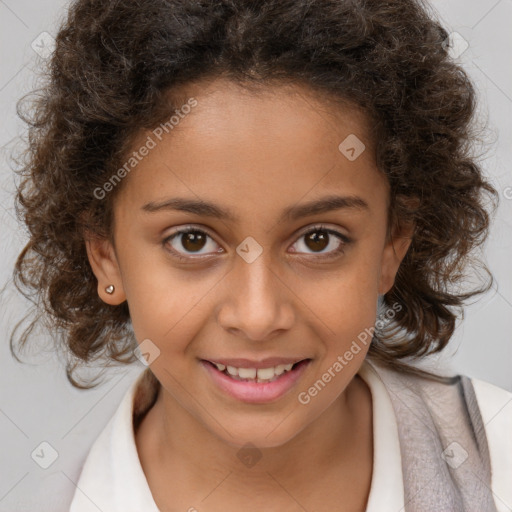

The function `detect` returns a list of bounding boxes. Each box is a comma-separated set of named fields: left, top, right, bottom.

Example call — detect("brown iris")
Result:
left=304, top=230, right=329, bottom=252
left=181, top=231, right=207, bottom=252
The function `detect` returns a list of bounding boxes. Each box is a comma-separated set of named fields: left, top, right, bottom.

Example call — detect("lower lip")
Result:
left=201, top=359, right=311, bottom=404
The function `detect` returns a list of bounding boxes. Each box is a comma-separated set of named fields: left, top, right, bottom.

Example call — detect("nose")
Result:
left=216, top=254, right=295, bottom=342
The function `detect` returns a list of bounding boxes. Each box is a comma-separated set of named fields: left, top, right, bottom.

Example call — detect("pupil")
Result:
left=306, top=231, right=328, bottom=252
left=182, top=232, right=206, bottom=252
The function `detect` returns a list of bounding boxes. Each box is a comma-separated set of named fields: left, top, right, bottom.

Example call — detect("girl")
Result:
left=12, top=0, right=511, bottom=511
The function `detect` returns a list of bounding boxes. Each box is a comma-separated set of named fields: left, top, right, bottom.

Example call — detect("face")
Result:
left=86, top=79, right=412, bottom=449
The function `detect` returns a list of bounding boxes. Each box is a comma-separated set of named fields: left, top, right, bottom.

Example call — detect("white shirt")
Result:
left=68, top=360, right=512, bottom=512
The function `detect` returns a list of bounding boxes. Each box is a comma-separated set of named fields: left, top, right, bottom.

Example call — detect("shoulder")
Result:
left=365, top=359, right=512, bottom=511
left=471, top=377, right=512, bottom=512
left=471, top=376, right=512, bottom=428
left=69, top=368, right=160, bottom=512
left=471, top=376, right=512, bottom=424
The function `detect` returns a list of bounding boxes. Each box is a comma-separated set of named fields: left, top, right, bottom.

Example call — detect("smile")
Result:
left=201, top=358, right=312, bottom=403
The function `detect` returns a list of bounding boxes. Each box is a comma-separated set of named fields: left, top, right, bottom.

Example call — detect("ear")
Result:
left=85, top=231, right=127, bottom=305
left=378, top=217, right=414, bottom=296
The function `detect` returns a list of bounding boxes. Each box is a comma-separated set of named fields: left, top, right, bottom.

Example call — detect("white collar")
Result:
left=69, top=369, right=160, bottom=512
left=359, top=359, right=405, bottom=512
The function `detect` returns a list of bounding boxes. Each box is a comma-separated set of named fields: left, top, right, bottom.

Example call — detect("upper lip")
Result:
left=203, top=357, right=310, bottom=369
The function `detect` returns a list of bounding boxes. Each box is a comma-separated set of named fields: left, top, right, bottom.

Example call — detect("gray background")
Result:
left=0, top=0, right=511, bottom=510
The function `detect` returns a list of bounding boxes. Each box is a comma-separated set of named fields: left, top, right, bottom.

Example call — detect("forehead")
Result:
left=157, top=78, right=373, bottom=153
left=115, top=79, right=389, bottom=223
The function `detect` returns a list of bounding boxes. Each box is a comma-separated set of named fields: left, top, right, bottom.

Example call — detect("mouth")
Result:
left=200, top=358, right=312, bottom=403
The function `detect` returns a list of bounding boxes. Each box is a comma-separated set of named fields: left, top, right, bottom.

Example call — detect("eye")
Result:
left=163, top=224, right=351, bottom=262
left=163, top=227, right=223, bottom=260
left=290, top=225, right=351, bottom=259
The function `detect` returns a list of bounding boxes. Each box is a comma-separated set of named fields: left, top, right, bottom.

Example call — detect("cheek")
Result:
left=127, top=282, right=212, bottom=382
left=299, top=263, right=380, bottom=341
left=118, top=238, right=216, bottom=344
left=127, top=276, right=214, bottom=349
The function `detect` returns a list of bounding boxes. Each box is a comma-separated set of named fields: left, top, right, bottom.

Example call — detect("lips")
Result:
left=201, top=358, right=312, bottom=403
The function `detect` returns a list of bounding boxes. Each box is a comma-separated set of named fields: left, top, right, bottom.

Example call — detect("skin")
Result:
left=86, top=78, right=413, bottom=511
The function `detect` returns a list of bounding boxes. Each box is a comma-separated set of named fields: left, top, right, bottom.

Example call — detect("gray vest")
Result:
left=368, top=359, right=498, bottom=511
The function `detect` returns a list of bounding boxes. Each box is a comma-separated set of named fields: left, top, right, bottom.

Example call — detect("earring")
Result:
left=105, top=284, right=115, bottom=294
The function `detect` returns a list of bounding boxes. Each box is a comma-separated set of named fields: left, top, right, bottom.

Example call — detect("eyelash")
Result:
left=163, top=224, right=352, bottom=263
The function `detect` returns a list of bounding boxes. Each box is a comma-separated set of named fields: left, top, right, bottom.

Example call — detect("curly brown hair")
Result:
left=11, top=0, right=498, bottom=388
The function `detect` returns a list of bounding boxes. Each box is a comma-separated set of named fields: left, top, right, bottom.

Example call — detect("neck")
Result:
left=136, top=373, right=373, bottom=503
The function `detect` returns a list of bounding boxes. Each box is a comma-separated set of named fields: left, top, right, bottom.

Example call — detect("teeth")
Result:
left=256, top=367, right=275, bottom=380
left=213, top=361, right=300, bottom=381
left=238, top=367, right=257, bottom=379
left=226, top=365, right=237, bottom=376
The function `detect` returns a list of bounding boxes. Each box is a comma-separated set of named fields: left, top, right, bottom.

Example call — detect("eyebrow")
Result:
left=142, top=194, right=370, bottom=223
